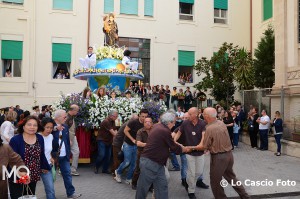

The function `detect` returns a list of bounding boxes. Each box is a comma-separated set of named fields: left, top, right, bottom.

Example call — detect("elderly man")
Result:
left=95, top=110, right=118, bottom=174
left=175, top=107, right=206, bottom=199
left=132, top=117, right=153, bottom=189
left=66, top=104, right=80, bottom=176
left=193, top=108, right=250, bottom=199
left=136, top=111, right=190, bottom=199
left=52, top=110, right=81, bottom=199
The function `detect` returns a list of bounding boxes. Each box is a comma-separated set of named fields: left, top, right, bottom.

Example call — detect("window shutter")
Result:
left=104, top=0, right=114, bottom=13
left=2, top=0, right=23, bottom=4
left=263, top=0, right=273, bottom=20
left=214, top=0, right=228, bottom=10
left=53, top=0, right=73, bottom=11
left=1, top=40, right=23, bottom=60
left=144, top=0, right=153, bottom=16
left=178, top=51, right=195, bottom=67
left=52, top=43, right=72, bottom=62
left=179, top=0, right=194, bottom=4
left=120, top=0, right=138, bottom=15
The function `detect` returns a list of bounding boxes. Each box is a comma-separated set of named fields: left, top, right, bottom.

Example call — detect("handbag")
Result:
left=18, top=184, right=37, bottom=199
left=54, top=139, right=64, bottom=169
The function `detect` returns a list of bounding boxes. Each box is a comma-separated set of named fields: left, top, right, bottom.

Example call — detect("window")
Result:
left=2, top=0, right=23, bottom=5
left=1, top=40, right=23, bottom=77
left=144, top=0, right=153, bottom=17
left=214, top=0, right=228, bottom=24
left=179, top=0, right=194, bottom=21
left=52, top=43, right=71, bottom=79
left=178, top=50, right=194, bottom=84
left=120, top=0, right=138, bottom=15
left=53, top=0, right=73, bottom=11
left=263, top=0, right=273, bottom=21
left=118, top=37, right=151, bottom=84
left=104, top=0, right=114, bottom=13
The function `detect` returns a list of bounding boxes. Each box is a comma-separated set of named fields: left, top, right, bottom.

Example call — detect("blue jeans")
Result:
left=259, top=129, right=269, bottom=150
left=233, top=133, right=239, bottom=146
left=116, top=142, right=137, bottom=180
left=41, top=166, right=55, bottom=199
left=274, top=134, right=282, bottom=152
left=180, top=154, right=187, bottom=179
left=59, top=156, right=75, bottom=197
left=95, top=140, right=112, bottom=172
left=170, top=152, right=180, bottom=169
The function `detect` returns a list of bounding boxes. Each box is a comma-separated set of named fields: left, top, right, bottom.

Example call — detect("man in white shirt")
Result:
left=79, top=47, right=96, bottom=69
left=256, top=110, right=270, bottom=151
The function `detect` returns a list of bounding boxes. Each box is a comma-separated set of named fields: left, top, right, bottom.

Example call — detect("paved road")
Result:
left=36, top=143, right=300, bottom=199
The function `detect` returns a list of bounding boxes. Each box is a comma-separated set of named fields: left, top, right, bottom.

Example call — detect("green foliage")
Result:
left=194, top=42, right=254, bottom=104
left=253, top=26, right=275, bottom=88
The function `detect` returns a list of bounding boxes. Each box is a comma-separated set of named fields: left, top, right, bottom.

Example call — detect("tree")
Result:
left=194, top=43, right=254, bottom=107
left=253, top=26, right=275, bottom=88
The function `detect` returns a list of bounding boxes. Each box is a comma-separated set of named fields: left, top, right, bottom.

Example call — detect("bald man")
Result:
left=66, top=104, right=80, bottom=176
left=175, top=107, right=206, bottom=199
left=193, top=108, right=250, bottom=199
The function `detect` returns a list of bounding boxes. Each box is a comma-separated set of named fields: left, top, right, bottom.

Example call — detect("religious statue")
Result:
left=103, top=13, right=118, bottom=46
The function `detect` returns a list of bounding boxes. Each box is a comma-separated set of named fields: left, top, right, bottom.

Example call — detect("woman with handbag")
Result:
left=39, top=117, right=56, bottom=199
left=9, top=116, right=51, bottom=199
left=0, top=137, right=30, bottom=199
left=270, top=111, right=283, bottom=156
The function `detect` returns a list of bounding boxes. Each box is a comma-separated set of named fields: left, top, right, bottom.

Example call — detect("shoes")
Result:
left=71, top=170, right=80, bottom=176
left=67, top=193, right=82, bottom=199
left=125, top=179, right=132, bottom=185
left=188, top=193, right=197, bottom=199
left=275, top=152, right=281, bottom=156
left=169, top=167, right=180, bottom=171
left=102, top=170, right=111, bottom=174
left=114, top=170, right=122, bottom=183
left=196, top=180, right=209, bottom=189
left=181, top=179, right=188, bottom=187
left=94, top=167, right=98, bottom=174
left=132, top=184, right=137, bottom=190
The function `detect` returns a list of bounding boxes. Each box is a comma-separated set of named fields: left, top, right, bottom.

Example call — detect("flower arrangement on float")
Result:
left=73, top=68, right=145, bottom=78
left=95, top=46, right=125, bottom=60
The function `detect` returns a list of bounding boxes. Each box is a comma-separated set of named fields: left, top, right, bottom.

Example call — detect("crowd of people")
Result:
left=0, top=90, right=284, bottom=199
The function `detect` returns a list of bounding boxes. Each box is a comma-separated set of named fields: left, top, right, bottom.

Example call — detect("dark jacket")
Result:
left=52, top=124, right=71, bottom=159
left=9, top=134, right=51, bottom=171
left=272, top=118, right=283, bottom=134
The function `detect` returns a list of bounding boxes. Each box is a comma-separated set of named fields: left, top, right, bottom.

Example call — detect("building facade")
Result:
left=0, top=0, right=264, bottom=111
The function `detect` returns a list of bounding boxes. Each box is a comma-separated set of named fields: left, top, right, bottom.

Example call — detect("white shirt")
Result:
left=0, top=121, right=15, bottom=144
left=85, top=53, right=96, bottom=67
left=39, top=133, right=53, bottom=165
left=176, top=111, right=184, bottom=122
left=259, top=115, right=270, bottom=130
left=59, top=131, right=66, bottom=157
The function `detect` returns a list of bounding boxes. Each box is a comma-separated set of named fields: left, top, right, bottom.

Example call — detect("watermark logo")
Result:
left=220, top=179, right=297, bottom=188
left=2, top=165, right=30, bottom=183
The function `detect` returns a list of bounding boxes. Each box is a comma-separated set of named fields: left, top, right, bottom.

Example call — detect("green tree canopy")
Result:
left=253, top=26, right=275, bottom=88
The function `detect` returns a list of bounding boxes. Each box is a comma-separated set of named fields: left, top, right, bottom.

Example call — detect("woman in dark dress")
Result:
left=9, top=116, right=50, bottom=199
left=223, top=111, right=234, bottom=150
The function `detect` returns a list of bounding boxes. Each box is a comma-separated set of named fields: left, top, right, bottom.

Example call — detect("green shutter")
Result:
left=104, top=0, right=114, bottom=13
left=214, top=0, right=228, bottom=10
left=52, top=43, right=72, bottom=62
left=1, top=40, right=23, bottom=60
left=120, top=0, right=138, bottom=15
left=2, top=0, right=23, bottom=4
left=53, top=0, right=73, bottom=11
left=179, top=0, right=194, bottom=4
left=178, top=51, right=195, bottom=67
left=144, top=0, right=153, bottom=16
left=263, top=0, right=273, bottom=20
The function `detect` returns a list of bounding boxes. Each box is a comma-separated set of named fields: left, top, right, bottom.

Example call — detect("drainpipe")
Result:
left=32, top=0, right=37, bottom=105
left=87, top=0, right=91, bottom=48
left=250, top=0, right=253, bottom=55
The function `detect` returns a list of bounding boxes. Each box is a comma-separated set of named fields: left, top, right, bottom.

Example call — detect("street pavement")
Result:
left=36, top=142, right=300, bottom=199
